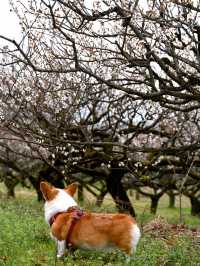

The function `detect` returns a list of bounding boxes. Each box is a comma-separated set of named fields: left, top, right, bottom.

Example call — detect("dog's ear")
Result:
left=64, top=183, right=78, bottom=196
left=40, top=182, right=58, bottom=201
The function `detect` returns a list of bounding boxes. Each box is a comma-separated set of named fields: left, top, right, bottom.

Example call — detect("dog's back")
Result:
left=51, top=211, right=141, bottom=255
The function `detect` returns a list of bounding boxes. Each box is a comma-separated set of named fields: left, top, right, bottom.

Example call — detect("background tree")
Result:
left=1, top=0, right=200, bottom=216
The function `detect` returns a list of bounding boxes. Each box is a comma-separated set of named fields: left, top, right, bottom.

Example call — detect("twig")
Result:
left=179, top=155, right=194, bottom=223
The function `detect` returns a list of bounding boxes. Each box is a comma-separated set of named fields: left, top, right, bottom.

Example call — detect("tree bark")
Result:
left=150, top=196, right=159, bottom=214
left=6, top=186, right=15, bottom=198
left=135, top=191, right=140, bottom=200
left=190, top=196, right=200, bottom=216
left=4, top=179, right=16, bottom=198
left=95, top=189, right=107, bottom=207
left=168, top=191, right=176, bottom=208
left=106, top=166, right=136, bottom=217
left=29, top=165, right=65, bottom=201
left=29, top=176, right=43, bottom=201
left=77, top=183, right=84, bottom=202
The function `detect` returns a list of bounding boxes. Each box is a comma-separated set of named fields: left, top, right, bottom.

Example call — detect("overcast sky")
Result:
left=0, top=0, right=150, bottom=41
left=0, top=1, right=22, bottom=44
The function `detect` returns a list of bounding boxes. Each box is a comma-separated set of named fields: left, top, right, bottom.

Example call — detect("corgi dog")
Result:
left=40, top=182, right=141, bottom=259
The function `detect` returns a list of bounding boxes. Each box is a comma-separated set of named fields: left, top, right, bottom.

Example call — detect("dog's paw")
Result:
left=57, top=254, right=64, bottom=258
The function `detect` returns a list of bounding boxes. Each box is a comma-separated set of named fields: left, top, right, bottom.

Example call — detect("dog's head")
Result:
left=40, top=182, right=78, bottom=223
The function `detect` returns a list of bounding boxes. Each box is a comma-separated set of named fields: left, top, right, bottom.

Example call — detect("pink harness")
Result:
left=49, top=206, right=84, bottom=248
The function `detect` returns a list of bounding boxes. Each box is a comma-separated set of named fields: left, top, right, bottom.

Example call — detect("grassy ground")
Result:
left=0, top=185, right=200, bottom=266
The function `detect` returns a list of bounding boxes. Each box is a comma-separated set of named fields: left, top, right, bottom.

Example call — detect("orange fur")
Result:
left=40, top=182, right=58, bottom=201
left=51, top=212, right=136, bottom=254
left=64, top=183, right=78, bottom=197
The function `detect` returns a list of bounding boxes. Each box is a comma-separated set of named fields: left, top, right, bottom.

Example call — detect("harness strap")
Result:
left=49, top=207, right=84, bottom=249
left=66, top=208, right=84, bottom=248
left=49, top=212, right=63, bottom=227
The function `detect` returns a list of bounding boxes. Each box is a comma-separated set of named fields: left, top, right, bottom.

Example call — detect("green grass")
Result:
left=0, top=185, right=200, bottom=266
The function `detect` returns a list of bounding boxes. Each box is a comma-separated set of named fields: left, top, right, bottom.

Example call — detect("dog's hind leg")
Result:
left=131, top=224, right=141, bottom=253
left=121, top=224, right=141, bottom=264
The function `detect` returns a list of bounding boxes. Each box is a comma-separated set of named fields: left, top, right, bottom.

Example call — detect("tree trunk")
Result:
left=95, top=189, right=107, bottom=207
left=129, top=189, right=133, bottom=197
left=190, top=196, right=200, bottom=216
left=6, top=186, right=15, bottom=198
left=4, top=179, right=16, bottom=198
left=106, top=167, right=136, bottom=217
left=135, top=191, right=140, bottom=200
left=29, top=176, right=43, bottom=201
left=168, top=191, right=175, bottom=208
left=78, top=184, right=84, bottom=203
left=29, top=166, right=65, bottom=201
left=39, top=167, right=65, bottom=188
left=150, top=196, right=159, bottom=214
